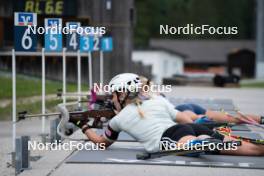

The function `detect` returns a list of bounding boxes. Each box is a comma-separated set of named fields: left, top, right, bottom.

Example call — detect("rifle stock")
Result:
left=69, top=109, right=115, bottom=128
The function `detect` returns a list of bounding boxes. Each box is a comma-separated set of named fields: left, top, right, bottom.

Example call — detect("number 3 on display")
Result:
left=80, top=35, right=93, bottom=52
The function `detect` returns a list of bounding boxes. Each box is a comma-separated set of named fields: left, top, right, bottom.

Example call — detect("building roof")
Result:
left=150, top=39, right=256, bottom=64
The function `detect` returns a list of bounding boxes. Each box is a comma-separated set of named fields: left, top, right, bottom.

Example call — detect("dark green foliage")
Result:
left=134, top=0, right=255, bottom=48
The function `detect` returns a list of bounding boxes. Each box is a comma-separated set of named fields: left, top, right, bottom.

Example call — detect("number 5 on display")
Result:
left=44, top=18, right=62, bottom=52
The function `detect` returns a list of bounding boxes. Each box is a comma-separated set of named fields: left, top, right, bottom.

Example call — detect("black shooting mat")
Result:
left=231, top=124, right=251, bottom=131
left=66, top=143, right=264, bottom=169
left=231, top=131, right=263, bottom=140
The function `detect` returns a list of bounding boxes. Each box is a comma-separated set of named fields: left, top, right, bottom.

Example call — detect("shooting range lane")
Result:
left=10, top=91, right=264, bottom=176
left=66, top=98, right=264, bottom=169
left=66, top=144, right=264, bottom=169
left=67, top=127, right=264, bottom=169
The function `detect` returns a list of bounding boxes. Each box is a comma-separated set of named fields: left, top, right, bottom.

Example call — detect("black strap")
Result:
left=82, top=126, right=90, bottom=134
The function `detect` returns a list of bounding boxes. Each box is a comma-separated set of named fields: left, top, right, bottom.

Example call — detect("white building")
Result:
left=132, top=50, right=184, bottom=84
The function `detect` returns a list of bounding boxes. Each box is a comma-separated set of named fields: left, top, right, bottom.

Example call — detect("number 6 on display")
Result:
left=22, top=31, right=33, bottom=50
left=14, top=12, right=37, bottom=51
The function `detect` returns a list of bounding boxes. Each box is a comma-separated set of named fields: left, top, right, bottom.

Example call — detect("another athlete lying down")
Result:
left=71, top=73, right=264, bottom=156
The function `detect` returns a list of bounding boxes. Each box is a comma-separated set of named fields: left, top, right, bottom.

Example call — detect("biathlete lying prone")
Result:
left=139, top=76, right=264, bottom=125
left=70, top=73, right=264, bottom=156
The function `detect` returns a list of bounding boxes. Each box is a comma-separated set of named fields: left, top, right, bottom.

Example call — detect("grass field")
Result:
left=0, top=73, right=88, bottom=99
left=0, top=99, right=62, bottom=121
left=240, top=81, right=264, bottom=88
left=0, top=72, right=88, bottom=120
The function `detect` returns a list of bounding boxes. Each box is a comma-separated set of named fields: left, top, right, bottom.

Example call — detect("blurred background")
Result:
left=0, top=0, right=263, bottom=120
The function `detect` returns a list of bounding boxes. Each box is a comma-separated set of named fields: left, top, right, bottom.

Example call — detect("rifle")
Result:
left=17, top=98, right=116, bottom=139
left=55, top=102, right=115, bottom=139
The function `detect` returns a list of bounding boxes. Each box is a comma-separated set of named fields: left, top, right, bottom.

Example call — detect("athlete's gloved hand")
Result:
left=69, top=118, right=89, bottom=129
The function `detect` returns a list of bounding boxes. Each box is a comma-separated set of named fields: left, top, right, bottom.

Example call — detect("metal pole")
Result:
left=256, top=0, right=264, bottom=78
left=77, top=50, right=81, bottom=107
left=12, top=49, right=16, bottom=152
left=88, top=52, right=93, bottom=89
left=100, top=51, right=104, bottom=84
left=62, top=48, right=66, bottom=104
left=41, top=48, right=46, bottom=133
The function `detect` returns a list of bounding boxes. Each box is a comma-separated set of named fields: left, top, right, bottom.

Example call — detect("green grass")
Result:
left=0, top=72, right=89, bottom=120
left=0, top=73, right=88, bottom=99
left=0, top=99, right=63, bottom=121
left=240, top=82, right=264, bottom=88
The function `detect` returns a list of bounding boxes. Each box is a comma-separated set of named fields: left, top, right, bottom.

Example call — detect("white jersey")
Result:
left=105, top=95, right=179, bottom=152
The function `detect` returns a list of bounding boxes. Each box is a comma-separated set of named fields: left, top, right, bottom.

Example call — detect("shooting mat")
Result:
left=68, top=98, right=264, bottom=168
left=66, top=143, right=264, bottom=169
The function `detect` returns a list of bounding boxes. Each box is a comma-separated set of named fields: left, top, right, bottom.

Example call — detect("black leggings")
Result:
left=161, top=124, right=224, bottom=142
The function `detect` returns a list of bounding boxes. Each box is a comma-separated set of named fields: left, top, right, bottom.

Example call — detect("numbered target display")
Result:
left=92, top=36, right=101, bottom=51
left=101, top=37, right=113, bottom=51
left=14, top=12, right=37, bottom=51
left=80, top=27, right=93, bottom=52
left=44, top=18, right=62, bottom=52
left=66, top=22, right=80, bottom=51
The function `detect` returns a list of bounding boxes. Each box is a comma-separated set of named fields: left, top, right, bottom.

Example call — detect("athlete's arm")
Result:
left=82, top=116, right=121, bottom=148
left=82, top=125, right=114, bottom=148
left=175, top=111, right=194, bottom=124
left=160, top=96, right=193, bottom=123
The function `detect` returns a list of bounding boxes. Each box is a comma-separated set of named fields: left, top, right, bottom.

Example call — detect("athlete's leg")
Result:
left=176, top=103, right=263, bottom=124
left=205, top=110, right=238, bottom=123
left=162, top=124, right=264, bottom=156
left=206, top=110, right=263, bottom=124
left=161, top=124, right=200, bottom=148
left=220, top=136, right=264, bottom=156
left=176, top=104, right=207, bottom=121
left=237, top=113, right=262, bottom=123
left=182, top=110, right=203, bottom=121
left=185, top=124, right=264, bottom=156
